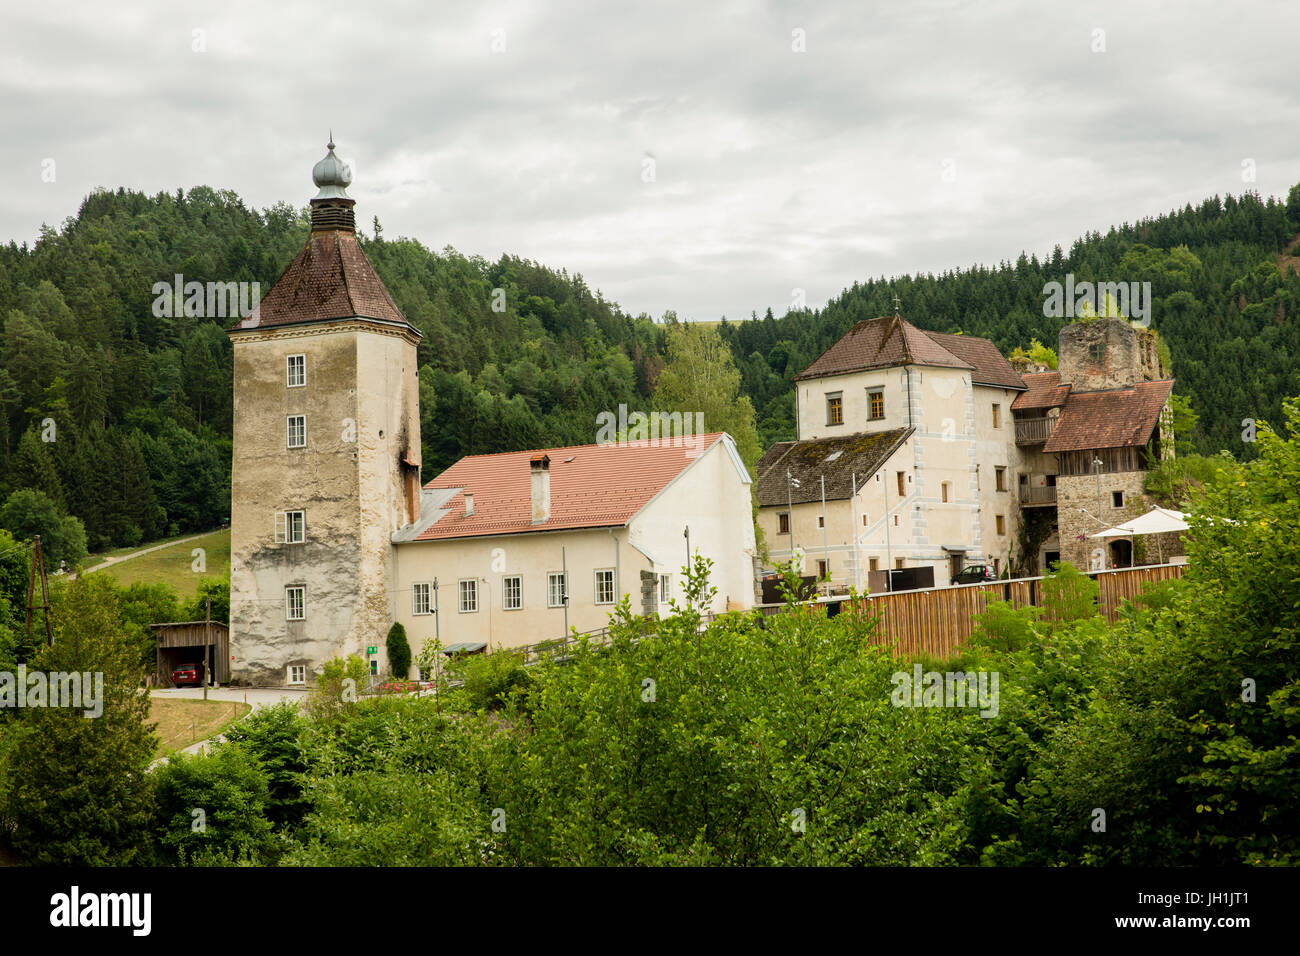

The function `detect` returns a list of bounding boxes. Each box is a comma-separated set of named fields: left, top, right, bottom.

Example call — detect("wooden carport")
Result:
left=152, top=621, right=230, bottom=687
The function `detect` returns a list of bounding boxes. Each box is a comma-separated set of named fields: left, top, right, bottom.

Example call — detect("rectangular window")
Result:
left=412, top=582, right=431, bottom=615
left=287, top=415, right=307, bottom=449
left=896, top=471, right=905, bottom=496
left=548, top=572, right=568, bottom=608
left=895, top=558, right=905, bottom=570
left=275, top=510, right=305, bottom=544
left=659, top=573, right=671, bottom=603
left=286, top=354, right=306, bottom=388
left=287, top=665, right=306, bottom=685
left=817, top=514, right=825, bottom=528
left=869, top=390, right=885, bottom=420
left=458, top=578, right=478, bottom=613
left=826, top=393, right=843, bottom=426
left=869, top=557, right=879, bottom=572
left=503, top=575, right=522, bottom=610
left=993, top=558, right=1001, bottom=576
left=1112, top=490, right=1124, bottom=508
left=862, top=513, right=868, bottom=526
left=995, top=467, right=1007, bottom=492
left=996, top=515, right=1006, bottom=536
left=817, top=559, right=829, bottom=579
left=778, top=512, right=790, bottom=534
left=941, top=482, right=950, bottom=503
left=595, top=569, right=615, bottom=605
left=992, top=404, right=1001, bottom=429
left=285, top=586, right=305, bottom=621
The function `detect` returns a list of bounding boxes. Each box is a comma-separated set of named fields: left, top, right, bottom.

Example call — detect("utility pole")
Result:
left=786, top=468, right=801, bottom=566
left=561, top=546, right=569, bottom=638
left=433, top=577, right=440, bottom=643
left=203, top=596, right=212, bottom=701
left=26, top=535, right=53, bottom=648
left=882, top=473, right=893, bottom=591
left=851, top=472, right=861, bottom=591
left=820, top=474, right=828, bottom=581
left=1093, top=456, right=1105, bottom=569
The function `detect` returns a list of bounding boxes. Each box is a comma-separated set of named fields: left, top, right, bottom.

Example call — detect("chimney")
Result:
left=530, top=454, right=551, bottom=524
left=464, top=492, right=474, bottom=517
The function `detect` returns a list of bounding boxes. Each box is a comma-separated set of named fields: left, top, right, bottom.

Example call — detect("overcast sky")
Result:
left=4, top=0, right=1299, bottom=321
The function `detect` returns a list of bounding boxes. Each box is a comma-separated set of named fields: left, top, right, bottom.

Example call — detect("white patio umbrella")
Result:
left=1091, top=507, right=1189, bottom=564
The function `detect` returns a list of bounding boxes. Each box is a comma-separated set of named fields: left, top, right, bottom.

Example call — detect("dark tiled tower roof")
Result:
left=231, top=138, right=416, bottom=334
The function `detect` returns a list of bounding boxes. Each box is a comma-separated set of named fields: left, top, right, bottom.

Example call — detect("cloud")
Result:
left=2, top=0, right=1298, bottom=322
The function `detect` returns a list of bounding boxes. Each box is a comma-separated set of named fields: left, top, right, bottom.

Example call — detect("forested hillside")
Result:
left=1, top=183, right=1297, bottom=557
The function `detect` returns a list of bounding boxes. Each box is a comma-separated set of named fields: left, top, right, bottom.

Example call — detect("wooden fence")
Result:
left=504, top=563, right=1187, bottom=667
left=853, top=563, right=1187, bottom=658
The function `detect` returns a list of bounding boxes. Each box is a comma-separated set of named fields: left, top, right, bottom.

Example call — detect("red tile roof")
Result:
left=1013, top=371, right=1072, bottom=411
left=792, top=316, right=1023, bottom=390
left=1042, top=380, right=1174, bottom=452
left=413, top=434, right=728, bottom=540
left=793, top=316, right=974, bottom=381
left=231, top=230, right=412, bottom=331
left=923, top=331, right=1025, bottom=390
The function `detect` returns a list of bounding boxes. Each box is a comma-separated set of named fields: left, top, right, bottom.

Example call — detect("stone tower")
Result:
left=1057, top=317, right=1163, bottom=392
left=227, top=139, right=422, bottom=686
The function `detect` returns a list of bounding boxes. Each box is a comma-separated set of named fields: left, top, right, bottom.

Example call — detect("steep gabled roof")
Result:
left=792, top=316, right=973, bottom=382
left=1042, top=380, right=1174, bottom=452
left=923, top=331, right=1026, bottom=390
left=230, top=230, right=412, bottom=331
left=1013, top=371, right=1072, bottom=411
left=755, top=427, right=913, bottom=507
left=406, top=433, right=736, bottom=541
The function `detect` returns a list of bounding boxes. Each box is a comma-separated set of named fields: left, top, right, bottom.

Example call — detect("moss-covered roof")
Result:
left=756, top=427, right=913, bottom=506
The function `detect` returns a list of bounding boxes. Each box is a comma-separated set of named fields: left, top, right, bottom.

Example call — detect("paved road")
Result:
left=150, top=686, right=308, bottom=762
left=151, top=685, right=308, bottom=710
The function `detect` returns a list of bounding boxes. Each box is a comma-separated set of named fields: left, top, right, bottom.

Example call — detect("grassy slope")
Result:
left=89, top=528, right=230, bottom=600
left=150, top=697, right=251, bottom=756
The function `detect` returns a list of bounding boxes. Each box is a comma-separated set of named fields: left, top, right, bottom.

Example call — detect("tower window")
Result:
left=285, top=586, right=305, bottom=621
left=992, top=404, right=1001, bottom=429
left=1112, top=491, right=1124, bottom=508
left=995, top=467, right=1007, bottom=492
left=941, top=482, right=950, bottom=503
left=896, top=471, right=906, bottom=497
left=287, top=415, right=307, bottom=449
left=996, top=515, right=1006, bottom=536
left=286, top=354, right=306, bottom=388
left=275, top=510, right=305, bottom=544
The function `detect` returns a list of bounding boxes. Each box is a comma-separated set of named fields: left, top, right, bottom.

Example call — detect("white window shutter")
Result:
left=275, top=511, right=287, bottom=544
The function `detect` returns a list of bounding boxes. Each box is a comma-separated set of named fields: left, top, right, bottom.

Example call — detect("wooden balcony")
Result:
left=1015, top=417, right=1055, bottom=445
left=1020, top=483, right=1057, bottom=507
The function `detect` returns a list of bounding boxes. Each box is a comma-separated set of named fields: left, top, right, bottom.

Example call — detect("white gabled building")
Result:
left=389, top=433, right=756, bottom=662
left=757, top=314, right=1025, bottom=588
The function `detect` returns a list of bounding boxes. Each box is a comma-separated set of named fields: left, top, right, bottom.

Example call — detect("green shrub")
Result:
left=386, top=622, right=411, bottom=679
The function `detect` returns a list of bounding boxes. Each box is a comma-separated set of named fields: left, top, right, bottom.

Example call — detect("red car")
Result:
left=171, top=662, right=206, bottom=687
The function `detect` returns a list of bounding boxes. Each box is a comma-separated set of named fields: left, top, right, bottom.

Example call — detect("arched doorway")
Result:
left=1108, top=539, right=1133, bottom=569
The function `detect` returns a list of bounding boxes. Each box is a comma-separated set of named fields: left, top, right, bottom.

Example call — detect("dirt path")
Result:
left=77, top=531, right=218, bottom=578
